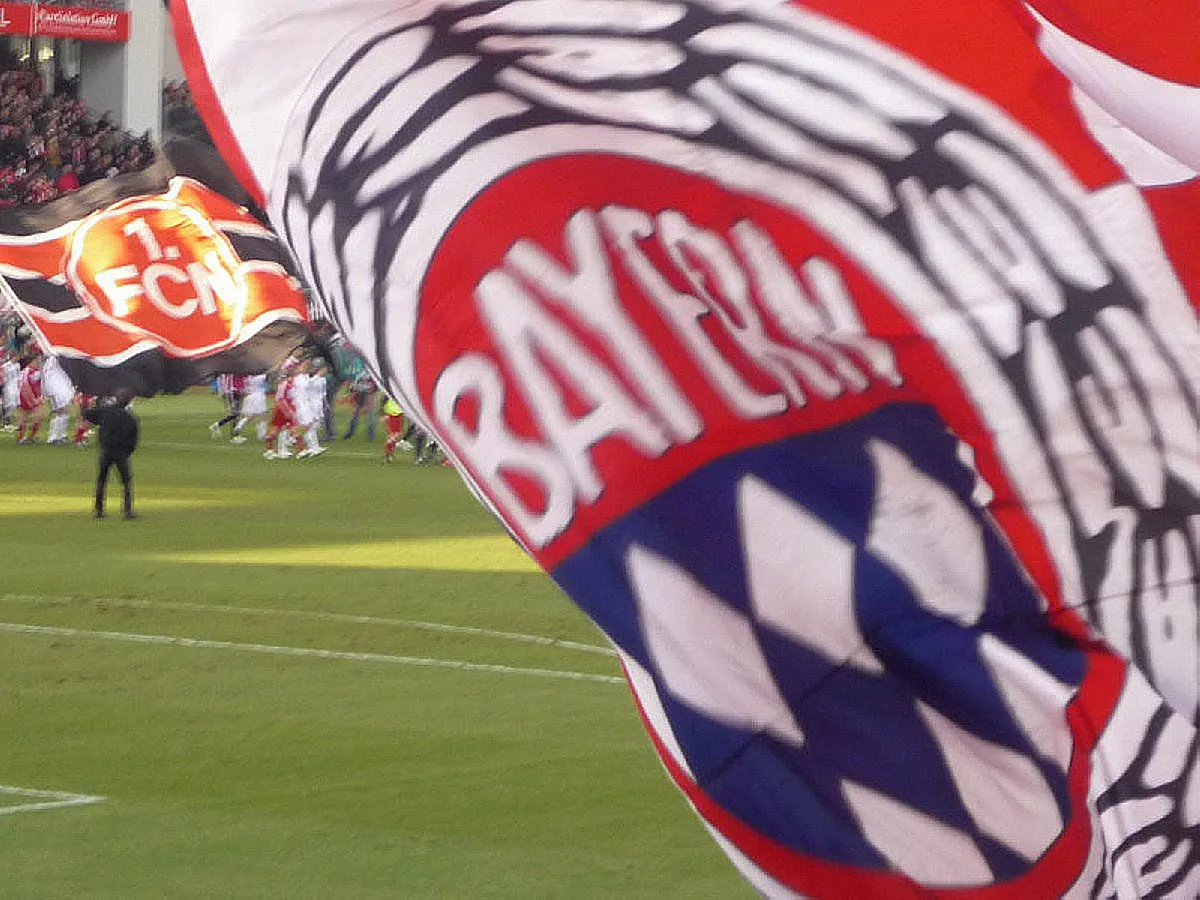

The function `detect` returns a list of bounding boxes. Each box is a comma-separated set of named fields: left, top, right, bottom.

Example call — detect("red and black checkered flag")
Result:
left=0, top=140, right=311, bottom=396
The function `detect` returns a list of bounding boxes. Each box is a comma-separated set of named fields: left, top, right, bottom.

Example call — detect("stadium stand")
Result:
left=0, top=64, right=153, bottom=207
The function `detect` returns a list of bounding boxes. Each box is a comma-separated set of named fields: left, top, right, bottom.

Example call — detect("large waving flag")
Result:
left=0, top=140, right=311, bottom=396
left=170, top=1, right=1200, bottom=896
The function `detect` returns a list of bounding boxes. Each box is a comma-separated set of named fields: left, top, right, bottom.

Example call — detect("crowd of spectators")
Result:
left=161, top=79, right=192, bottom=117
left=11, top=2, right=128, bottom=8
left=162, top=78, right=211, bottom=145
left=0, top=66, right=153, bottom=207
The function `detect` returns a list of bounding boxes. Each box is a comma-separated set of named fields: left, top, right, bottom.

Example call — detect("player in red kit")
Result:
left=73, top=393, right=94, bottom=447
left=263, top=364, right=298, bottom=460
left=209, top=373, right=247, bottom=440
left=15, top=356, right=43, bottom=444
left=382, top=396, right=406, bottom=462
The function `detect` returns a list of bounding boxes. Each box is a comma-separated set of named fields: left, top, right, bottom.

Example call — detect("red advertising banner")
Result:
left=0, top=5, right=34, bottom=36
left=0, top=4, right=131, bottom=42
left=33, top=5, right=130, bottom=42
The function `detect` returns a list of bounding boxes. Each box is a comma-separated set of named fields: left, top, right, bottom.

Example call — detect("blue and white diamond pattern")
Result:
left=554, top=405, right=1086, bottom=887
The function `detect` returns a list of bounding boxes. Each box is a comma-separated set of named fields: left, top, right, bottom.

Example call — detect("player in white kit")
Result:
left=1, top=351, right=18, bottom=431
left=42, top=355, right=75, bottom=445
left=293, top=359, right=326, bottom=459
left=234, top=373, right=269, bottom=443
left=300, top=360, right=328, bottom=458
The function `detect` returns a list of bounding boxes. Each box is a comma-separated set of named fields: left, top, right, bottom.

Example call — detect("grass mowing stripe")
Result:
left=0, top=622, right=625, bottom=685
left=0, top=594, right=615, bottom=656
left=1, top=392, right=751, bottom=897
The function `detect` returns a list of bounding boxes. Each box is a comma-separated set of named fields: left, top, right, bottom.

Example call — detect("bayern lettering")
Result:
left=505, top=210, right=704, bottom=446
left=602, top=204, right=788, bottom=419
left=433, top=353, right=576, bottom=546
left=434, top=203, right=904, bottom=548
left=477, top=268, right=674, bottom=503
left=663, top=210, right=845, bottom=409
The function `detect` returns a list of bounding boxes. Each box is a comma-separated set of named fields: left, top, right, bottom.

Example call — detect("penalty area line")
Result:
left=0, top=785, right=105, bottom=817
left=0, top=622, right=624, bottom=685
left=0, top=593, right=615, bottom=656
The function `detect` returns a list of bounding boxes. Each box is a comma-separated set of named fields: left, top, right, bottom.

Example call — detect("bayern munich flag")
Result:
left=0, top=139, right=311, bottom=396
left=170, top=1, right=1200, bottom=896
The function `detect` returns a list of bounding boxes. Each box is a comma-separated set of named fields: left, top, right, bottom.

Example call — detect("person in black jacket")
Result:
left=83, top=389, right=139, bottom=520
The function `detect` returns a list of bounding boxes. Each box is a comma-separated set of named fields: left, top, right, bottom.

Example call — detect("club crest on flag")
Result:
left=169, top=0, right=1200, bottom=895
left=0, top=142, right=313, bottom=396
left=3, top=178, right=303, bottom=359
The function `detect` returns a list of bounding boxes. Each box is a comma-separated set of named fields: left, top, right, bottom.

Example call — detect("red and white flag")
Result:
left=0, top=141, right=311, bottom=396
left=170, top=2, right=1200, bottom=896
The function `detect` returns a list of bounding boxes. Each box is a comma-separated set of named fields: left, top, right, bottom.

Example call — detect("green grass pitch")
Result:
left=0, top=389, right=750, bottom=898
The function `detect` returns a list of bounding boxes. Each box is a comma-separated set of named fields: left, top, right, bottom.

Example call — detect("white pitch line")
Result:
left=0, top=594, right=615, bottom=656
left=0, top=622, right=625, bottom=685
left=0, top=785, right=105, bottom=817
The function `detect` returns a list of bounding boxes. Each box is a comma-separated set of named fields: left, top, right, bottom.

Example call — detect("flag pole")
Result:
left=0, top=271, right=55, bottom=357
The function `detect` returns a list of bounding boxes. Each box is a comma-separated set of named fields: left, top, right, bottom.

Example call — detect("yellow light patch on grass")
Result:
left=0, top=484, right=267, bottom=517
left=145, top=535, right=540, bottom=573
left=0, top=493, right=253, bottom=517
